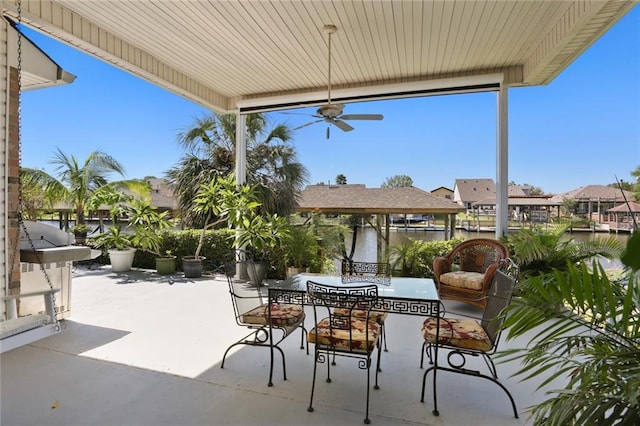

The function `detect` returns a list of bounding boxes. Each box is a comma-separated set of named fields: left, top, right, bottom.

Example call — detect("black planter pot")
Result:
left=182, top=256, right=205, bottom=278
left=74, top=230, right=88, bottom=245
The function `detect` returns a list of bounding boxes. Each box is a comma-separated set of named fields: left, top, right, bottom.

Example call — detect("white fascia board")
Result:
left=237, top=73, right=504, bottom=113
left=7, top=22, right=76, bottom=91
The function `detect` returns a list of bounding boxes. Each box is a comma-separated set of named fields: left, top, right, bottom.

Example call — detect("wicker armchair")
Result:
left=433, top=238, right=509, bottom=308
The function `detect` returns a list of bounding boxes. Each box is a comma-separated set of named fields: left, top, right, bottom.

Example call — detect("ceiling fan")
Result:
left=294, top=24, right=383, bottom=139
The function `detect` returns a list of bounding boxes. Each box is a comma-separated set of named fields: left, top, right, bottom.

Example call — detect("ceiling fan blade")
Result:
left=333, top=119, right=354, bottom=132
left=339, top=114, right=384, bottom=121
left=294, top=119, right=324, bottom=130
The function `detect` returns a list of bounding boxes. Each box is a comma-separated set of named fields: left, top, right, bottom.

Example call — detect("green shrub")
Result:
left=503, top=225, right=624, bottom=279
left=130, top=228, right=234, bottom=271
left=390, top=237, right=463, bottom=277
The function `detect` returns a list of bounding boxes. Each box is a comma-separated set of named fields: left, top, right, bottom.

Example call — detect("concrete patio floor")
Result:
left=1, top=265, right=558, bottom=425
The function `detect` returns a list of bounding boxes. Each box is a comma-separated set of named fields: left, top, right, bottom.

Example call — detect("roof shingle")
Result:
left=297, top=184, right=464, bottom=215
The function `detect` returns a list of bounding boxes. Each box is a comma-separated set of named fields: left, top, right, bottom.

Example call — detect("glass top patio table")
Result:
left=267, top=273, right=440, bottom=316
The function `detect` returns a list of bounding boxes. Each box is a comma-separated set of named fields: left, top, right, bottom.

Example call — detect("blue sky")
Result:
left=21, top=7, right=639, bottom=195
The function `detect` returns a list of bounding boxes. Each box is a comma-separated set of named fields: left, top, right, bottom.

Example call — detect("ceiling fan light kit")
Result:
left=295, top=24, right=383, bottom=139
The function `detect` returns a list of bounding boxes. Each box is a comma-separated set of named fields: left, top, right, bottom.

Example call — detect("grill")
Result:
left=18, top=221, right=97, bottom=319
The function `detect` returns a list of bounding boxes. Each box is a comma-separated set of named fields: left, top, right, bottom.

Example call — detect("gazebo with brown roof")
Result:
left=551, top=185, right=634, bottom=223
left=296, top=184, right=465, bottom=259
left=298, top=184, right=464, bottom=216
left=473, top=195, right=563, bottom=223
left=606, top=201, right=640, bottom=232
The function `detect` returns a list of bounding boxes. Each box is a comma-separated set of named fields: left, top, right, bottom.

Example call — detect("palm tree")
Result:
left=19, top=171, right=49, bottom=220
left=22, top=148, right=146, bottom=226
left=167, top=112, right=308, bottom=227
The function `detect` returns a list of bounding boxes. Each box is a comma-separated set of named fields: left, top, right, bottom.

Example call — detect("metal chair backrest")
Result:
left=307, top=280, right=378, bottom=335
left=341, top=260, right=391, bottom=284
left=224, top=250, right=264, bottom=324
left=341, top=259, right=391, bottom=276
left=480, top=268, right=516, bottom=347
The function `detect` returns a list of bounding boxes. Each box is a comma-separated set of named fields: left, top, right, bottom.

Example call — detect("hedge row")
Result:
left=90, top=229, right=471, bottom=280
left=88, top=229, right=235, bottom=273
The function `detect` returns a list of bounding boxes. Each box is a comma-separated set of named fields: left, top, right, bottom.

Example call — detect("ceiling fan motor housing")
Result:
left=317, top=103, right=343, bottom=118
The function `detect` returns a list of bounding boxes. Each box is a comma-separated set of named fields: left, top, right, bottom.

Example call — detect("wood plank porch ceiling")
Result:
left=5, top=1, right=636, bottom=113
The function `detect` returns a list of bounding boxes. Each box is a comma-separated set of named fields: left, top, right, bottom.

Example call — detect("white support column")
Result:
left=449, top=213, right=455, bottom=239
left=443, top=215, right=450, bottom=240
left=233, top=112, right=247, bottom=258
left=496, top=83, right=509, bottom=238
left=234, top=112, right=247, bottom=185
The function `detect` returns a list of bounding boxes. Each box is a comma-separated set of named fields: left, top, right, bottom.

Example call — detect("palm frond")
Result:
left=498, top=257, right=639, bottom=425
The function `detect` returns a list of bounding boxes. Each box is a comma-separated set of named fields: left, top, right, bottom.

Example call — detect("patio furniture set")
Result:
left=221, top=239, right=515, bottom=424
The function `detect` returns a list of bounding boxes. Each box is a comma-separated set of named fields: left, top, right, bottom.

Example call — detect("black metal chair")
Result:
left=220, top=251, right=307, bottom=384
left=340, top=259, right=390, bottom=352
left=419, top=262, right=519, bottom=418
left=341, top=259, right=391, bottom=284
left=306, top=280, right=382, bottom=424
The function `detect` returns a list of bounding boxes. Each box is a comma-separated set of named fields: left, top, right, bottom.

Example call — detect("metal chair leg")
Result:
left=381, top=322, right=388, bottom=352
left=308, top=349, right=319, bottom=413
left=420, top=364, right=439, bottom=416
left=374, top=343, right=381, bottom=390
left=364, top=358, right=372, bottom=424
left=299, top=325, right=309, bottom=353
left=419, top=341, right=434, bottom=369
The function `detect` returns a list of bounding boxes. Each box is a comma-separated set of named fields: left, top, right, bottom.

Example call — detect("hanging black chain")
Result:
left=8, top=0, right=60, bottom=331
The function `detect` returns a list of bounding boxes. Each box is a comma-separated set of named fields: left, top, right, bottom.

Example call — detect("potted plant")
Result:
left=93, top=225, right=135, bottom=272
left=127, top=197, right=174, bottom=275
left=189, top=173, right=289, bottom=283
left=87, top=187, right=137, bottom=272
left=71, top=223, right=91, bottom=245
left=283, top=225, right=320, bottom=277
left=155, top=250, right=176, bottom=275
left=184, top=176, right=240, bottom=278
left=234, top=212, right=290, bottom=285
